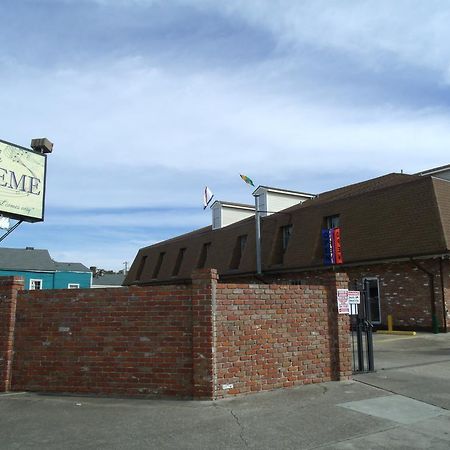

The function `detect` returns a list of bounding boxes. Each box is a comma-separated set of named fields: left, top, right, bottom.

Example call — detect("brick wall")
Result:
left=0, top=270, right=351, bottom=399
left=11, top=284, right=194, bottom=397
left=442, top=259, right=450, bottom=331
left=0, top=277, right=23, bottom=391
left=214, top=272, right=351, bottom=398
left=238, top=259, right=450, bottom=331
left=346, top=260, right=448, bottom=331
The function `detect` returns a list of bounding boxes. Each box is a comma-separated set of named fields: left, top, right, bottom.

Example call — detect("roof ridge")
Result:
left=269, top=173, right=421, bottom=215
left=316, top=172, right=416, bottom=197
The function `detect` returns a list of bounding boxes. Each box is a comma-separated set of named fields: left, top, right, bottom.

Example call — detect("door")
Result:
left=364, top=277, right=381, bottom=324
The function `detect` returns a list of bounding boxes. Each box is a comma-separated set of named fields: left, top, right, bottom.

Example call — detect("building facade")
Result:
left=0, top=247, right=92, bottom=290
left=124, top=170, right=450, bottom=332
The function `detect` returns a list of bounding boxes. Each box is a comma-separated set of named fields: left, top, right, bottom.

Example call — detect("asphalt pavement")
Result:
left=0, top=332, right=449, bottom=449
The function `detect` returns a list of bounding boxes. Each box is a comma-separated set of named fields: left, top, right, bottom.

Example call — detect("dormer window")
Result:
left=172, top=248, right=186, bottom=276
left=326, top=215, right=340, bottom=229
left=152, top=252, right=165, bottom=279
left=135, top=255, right=147, bottom=281
left=282, top=225, right=293, bottom=251
left=230, top=235, right=247, bottom=269
left=271, top=224, right=293, bottom=265
left=197, top=242, right=211, bottom=269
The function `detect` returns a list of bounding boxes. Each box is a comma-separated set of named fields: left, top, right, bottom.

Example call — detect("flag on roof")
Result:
left=203, top=186, right=214, bottom=209
left=240, top=174, right=255, bottom=187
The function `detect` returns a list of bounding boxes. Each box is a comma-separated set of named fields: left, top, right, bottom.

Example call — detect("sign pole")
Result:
left=0, top=220, right=23, bottom=243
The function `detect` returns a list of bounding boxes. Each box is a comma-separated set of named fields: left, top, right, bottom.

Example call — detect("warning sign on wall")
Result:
left=337, top=289, right=350, bottom=314
left=348, top=291, right=360, bottom=304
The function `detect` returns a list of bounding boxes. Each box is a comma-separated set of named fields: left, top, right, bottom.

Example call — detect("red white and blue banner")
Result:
left=322, top=227, right=343, bottom=265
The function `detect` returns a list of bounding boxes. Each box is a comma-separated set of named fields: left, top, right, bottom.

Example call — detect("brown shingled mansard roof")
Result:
left=124, top=173, right=450, bottom=285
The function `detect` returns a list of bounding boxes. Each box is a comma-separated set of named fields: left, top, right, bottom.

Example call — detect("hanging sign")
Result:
left=322, top=227, right=344, bottom=265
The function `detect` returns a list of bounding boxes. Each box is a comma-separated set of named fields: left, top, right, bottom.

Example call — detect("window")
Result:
left=271, top=225, right=293, bottom=265
left=135, top=255, right=148, bottom=281
left=282, top=225, right=293, bottom=251
left=325, top=215, right=340, bottom=229
left=172, top=248, right=186, bottom=276
left=68, top=283, right=80, bottom=289
left=364, top=278, right=381, bottom=324
left=197, top=242, right=211, bottom=269
left=29, top=279, right=42, bottom=290
left=230, top=235, right=247, bottom=269
left=152, top=252, right=165, bottom=279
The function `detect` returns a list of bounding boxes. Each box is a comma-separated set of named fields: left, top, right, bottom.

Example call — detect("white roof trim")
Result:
left=211, top=200, right=255, bottom=211
left=417, top=164, right=450, bottom=176
left=252, top=186, right=316, bottom=197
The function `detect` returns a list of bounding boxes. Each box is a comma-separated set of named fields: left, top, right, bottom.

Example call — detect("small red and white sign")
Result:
left=337, top=289, right=350, bottom=314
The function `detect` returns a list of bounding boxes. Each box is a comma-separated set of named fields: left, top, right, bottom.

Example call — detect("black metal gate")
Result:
left=350, top=280, right=375, bottom=373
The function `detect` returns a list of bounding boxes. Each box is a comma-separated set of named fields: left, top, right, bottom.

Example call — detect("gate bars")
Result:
left=350, top=279, right=375, bottom=373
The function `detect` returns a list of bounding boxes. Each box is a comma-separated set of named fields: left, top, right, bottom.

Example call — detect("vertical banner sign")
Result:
left=322, top=227, right=343, bottom=265
left=322, top=229, right=333, bottom=265
left=333, top=227, right=343, bottom=264
left=337, top=289, right=350, bottom=314
left=0, top=139, right=46, bottom=222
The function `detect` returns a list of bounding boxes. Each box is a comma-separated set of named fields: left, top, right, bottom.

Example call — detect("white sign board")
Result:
left=0, top=139, right=46, bottom=222
left=348, top=291, right=361, bottom=304
left=337, top=288, right=350, bottom=314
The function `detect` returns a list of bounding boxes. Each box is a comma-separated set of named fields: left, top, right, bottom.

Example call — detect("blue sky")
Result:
left=1, top=0, right=450, bottom=270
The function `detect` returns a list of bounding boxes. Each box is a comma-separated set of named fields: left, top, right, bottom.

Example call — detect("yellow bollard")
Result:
left=377, top=314, right=416, bottom=336
left=388, top=314, right=393, bottom=332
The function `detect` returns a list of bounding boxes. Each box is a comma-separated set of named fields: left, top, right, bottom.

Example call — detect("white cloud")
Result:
left=45, top=207, right=206, bottom=228
left=2, top=54, right=449, bottom=212
left=2, top=0, right=450, bottom=269
left=186, top=1, right=450, bottom=77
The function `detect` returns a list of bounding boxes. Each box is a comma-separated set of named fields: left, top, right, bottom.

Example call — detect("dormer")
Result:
left=417, top=164, right=450, bottom=181
left=211, top=201, right=255, bottom=230
left=252, top=186, right=315, bottom=217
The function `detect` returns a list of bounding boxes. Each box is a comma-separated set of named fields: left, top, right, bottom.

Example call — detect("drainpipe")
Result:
left=254, top=194, right=262, bottom=275
left=411, top=259, right=439, bottom=334
left=439, top=257, right=448, bottom=333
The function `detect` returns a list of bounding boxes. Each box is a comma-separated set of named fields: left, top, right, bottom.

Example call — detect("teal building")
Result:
left=0, top=247, right=92, bottom=290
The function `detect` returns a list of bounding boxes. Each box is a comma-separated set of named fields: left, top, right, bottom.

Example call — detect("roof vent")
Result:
left=25, top=246, right=34, bottom=250
left=211, top=201, right=255, bottom=230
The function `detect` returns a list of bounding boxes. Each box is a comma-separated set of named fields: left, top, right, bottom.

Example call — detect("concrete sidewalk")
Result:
left=355, top=332, right=450, bottom=409
left=1, top=380, right=449, bottom=449
left=1, top=332, right=449, bottom=449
